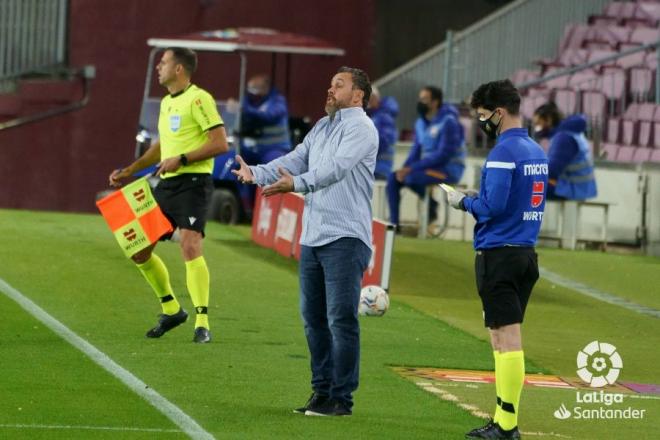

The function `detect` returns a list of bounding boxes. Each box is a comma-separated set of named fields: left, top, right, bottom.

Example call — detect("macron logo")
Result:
left=189, top=217, right=197, bottom=225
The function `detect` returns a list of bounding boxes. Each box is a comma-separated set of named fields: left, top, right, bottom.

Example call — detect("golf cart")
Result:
left=136, top=28, right=345, bottom=223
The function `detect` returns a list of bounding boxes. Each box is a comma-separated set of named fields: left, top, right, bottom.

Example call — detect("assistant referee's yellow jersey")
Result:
left=158, top=84, right=223, bottom=178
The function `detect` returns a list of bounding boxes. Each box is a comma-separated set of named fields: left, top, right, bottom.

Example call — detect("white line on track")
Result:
left=0, top=277, right=215, bottom=440
left=0, top=424, right=182, bottom=433
left=539, top=267, right=660, bottom=319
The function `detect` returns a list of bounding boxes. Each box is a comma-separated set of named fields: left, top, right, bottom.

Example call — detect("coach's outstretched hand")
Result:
left=262, top=168, right=294, bottom=197
left=231, top=155, right=255, bottom=184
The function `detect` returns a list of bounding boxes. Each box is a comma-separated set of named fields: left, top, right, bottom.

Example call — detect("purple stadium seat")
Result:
left=617, top=145, right=636, bottom=161
left=554, top=89, right=578, bottom=115
left=568, top=69, right=602, bottom=90
left=635, top=2, right=660, bottom=23
left=645, top=50, right=658, bottom=69
left=624, top=102, right=642, bottom=119
left=638, top=121, right=653, bottom=146
left=633, top=147, right=652, bottom=162
left=622, top=119, right=638, bottom=144
left=542, top=66, right=571, bottom=89
left=654, top=122, right=660, bottom=147
left=654, top=106, right=660, bottom=121
left=607, top=117, right=621, bottom=142
left=629, top=26, right=660, bottom=44
left=521, top=91, right=551, bottom=120
left=601, top=142, right=620, bottom=160
left=602, top=66, right=626, bottom=99
left=630, top=66, right=654, bottom=97
left=582, top=91, right=607, bottom=121
left=511, top=69, right=539, bottom=86
left=651, top=149, right=660, bottom=162
left=591, top=16, right=620, bottom=27
left=604, top=2, right=637, bottom=20
left=616, top=43, right=647, bottom=68
left=561, top=24, right=591, bottom=50
left=558, top=48, right=589, bottom=66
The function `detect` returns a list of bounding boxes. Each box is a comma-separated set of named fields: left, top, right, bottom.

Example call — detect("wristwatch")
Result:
left=180, top=154, right=189, bottom=166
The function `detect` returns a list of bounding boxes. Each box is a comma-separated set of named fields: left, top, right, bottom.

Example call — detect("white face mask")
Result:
left=534, top=124, right=543, bottom=133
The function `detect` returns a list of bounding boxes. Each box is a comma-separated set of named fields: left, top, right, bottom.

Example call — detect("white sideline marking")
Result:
left=539, top=267, right=660, bottom=319
left=0, top=424, right=181, bottom=433
left=0, top=278, right=215, bottom=440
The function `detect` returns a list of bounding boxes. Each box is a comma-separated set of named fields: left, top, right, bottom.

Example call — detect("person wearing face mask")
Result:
left=446, top=79, right=547, bottom=439
left=367, top=86, right=399, bottom=180
left=230, top=74, right=292, bottom=216
left=386, top=85, right=465, bottom=230
left=532, top=102, right=597, bottom=200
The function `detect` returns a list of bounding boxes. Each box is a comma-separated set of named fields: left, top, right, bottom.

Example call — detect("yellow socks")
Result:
left=185, top=256, right=210, bottom=329
left=497, top=350, right=525, bottom=431
left=493, top=350, right=503, bottom=424
left=136, top=254, right=180, bottom=315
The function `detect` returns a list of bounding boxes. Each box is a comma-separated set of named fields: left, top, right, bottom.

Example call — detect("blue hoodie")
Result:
left=240, top=87, right=292, bottom=153
left=369, top=96, right=399, bottom=178
left=404, top=103, right=466, bottom=183
left=547, top=114, right=597, bottom=200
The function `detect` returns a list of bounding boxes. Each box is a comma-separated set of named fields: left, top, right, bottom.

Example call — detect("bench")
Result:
left=540, top=200, right=612, bottom=250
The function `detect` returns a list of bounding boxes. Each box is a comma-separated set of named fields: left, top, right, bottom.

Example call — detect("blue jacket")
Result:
left=240, top=87, right=292, bottom=152
left=548, top=114, right=597, bottom=200
left=368, top=96, right=399, bottom=178
left=463, top=128, right=548, bottom=250
left=404, top=103, right=465, bottom=183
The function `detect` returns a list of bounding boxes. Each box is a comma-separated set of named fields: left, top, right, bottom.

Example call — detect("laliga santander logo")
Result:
left=576, top=341, right=623, bottom=388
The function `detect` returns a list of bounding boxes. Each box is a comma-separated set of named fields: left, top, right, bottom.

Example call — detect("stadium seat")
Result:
left=607, top=117, right=621, bottom=143
left=568, top=70, right=602, bottom=91
left=653, top=122, right=660, bottom=147
left=629, top=26, right=660, bottom=44
left=617, top=145, right=636, bottom=161
left=582, top=91, right=607, bottom=121
left=601, top=66, right=626, bottom=99
left=651, top=148, right=660, bottom=162
left=600, top=142, right=620, bottom=160
left=554, top=89, right=578, bottom=115
left=633, top=146, right=652, bottom=162
left=630, top=66, right=654, bottom=98
left=622, top=119, right=638, bottom=144
left=616, top=43, right=648, bottom=68
left=635, top=2, right=660, bottom=24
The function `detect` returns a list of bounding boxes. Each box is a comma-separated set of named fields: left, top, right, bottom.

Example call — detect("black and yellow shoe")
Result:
left=146, top=308, right=188, bottom=338
left=193, top=327, right=212, bottom=343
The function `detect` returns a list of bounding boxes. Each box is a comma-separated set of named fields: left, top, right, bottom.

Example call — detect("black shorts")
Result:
left=152, top=173, right=213, bottom=238
left=475, top=246, right=539, bottom=328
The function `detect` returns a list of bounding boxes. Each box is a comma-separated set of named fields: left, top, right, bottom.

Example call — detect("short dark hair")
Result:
left=337, top=66, right=372, bottom=110
left=422, top=86, right=443, bottom=106
left=470, top=79, right=521, bottom=115
left=534, top=101, right=563, bottom=127
left=165, top=47, right=198, bottom=76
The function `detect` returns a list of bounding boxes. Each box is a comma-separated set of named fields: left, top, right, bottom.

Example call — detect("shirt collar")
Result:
left=497, top=127, right=529, bottom=142
left=335, top=106, right=365, bottom=121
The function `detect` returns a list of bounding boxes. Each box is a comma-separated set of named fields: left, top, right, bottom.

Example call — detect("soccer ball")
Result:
left=358, top=285, right=389, bottom=316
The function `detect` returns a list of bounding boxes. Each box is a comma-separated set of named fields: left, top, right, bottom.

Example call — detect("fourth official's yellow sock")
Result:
left=497, top=350, right=525, bottom=431
left=136, top=254, right=180, bottom=315
left=493, top=350, right=503, bottom=424
left=185, top=256, right=210, bottom=329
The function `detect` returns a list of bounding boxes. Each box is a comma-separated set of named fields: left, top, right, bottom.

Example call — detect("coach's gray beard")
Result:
left=325, top=104, right=338, bottom=119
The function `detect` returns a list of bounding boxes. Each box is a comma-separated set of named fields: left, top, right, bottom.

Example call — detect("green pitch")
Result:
left=0, top=209, right=658, bottom=439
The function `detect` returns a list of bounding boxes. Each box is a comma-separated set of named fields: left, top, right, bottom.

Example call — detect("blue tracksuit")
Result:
left=463, top=128, right=548, bottom=250
left=386, top=103, right=466, bottom=225
left=368, top=96, right=399, bottom=180
left=546, top=114, right=597, bottom=200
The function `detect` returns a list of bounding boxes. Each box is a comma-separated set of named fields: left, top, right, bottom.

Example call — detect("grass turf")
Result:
left=0, top=209, right=658, bottom=439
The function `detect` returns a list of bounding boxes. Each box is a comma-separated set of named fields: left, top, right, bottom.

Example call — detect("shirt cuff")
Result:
left=463, top=196, right=474, bottom=214
left=292, top=175, right=307, bottom=193
left=249, top=166, right=262, bottom=186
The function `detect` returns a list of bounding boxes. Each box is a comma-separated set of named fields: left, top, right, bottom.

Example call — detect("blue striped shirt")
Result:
left=250, top=106, right=378, bottom=248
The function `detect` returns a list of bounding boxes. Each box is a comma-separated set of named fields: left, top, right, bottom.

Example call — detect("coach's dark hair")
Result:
left=337, top=66, right=372, bottom=109
left=534, top=101, right=563, bottom=127
left=470, top=79, right=521, bottom=115
left=165, top=47, right=198, bottom=76
left=423, top=85, right=443, bottom=107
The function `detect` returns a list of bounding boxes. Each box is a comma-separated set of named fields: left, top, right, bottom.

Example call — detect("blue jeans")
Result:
left=299, top=237, right=372, bottom=408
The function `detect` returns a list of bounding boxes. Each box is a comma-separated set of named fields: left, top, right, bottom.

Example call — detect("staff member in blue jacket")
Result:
left=533, top=102, right=597, bottom=200
left=447, top=79, right=547, bottom=439
left=386, top=85, right=465, bottom=228
left=235, top=74, right=292, bottom=214
left=367, top=85, right=399, bottom=180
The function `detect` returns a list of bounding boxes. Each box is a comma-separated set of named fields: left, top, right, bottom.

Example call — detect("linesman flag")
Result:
left=96, top=177, right=173, bottom=257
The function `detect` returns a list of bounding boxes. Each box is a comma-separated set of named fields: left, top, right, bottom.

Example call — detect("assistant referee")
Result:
left=447, top=79, right=548, bottom=439
left=109, top=47, right=228, bottom=343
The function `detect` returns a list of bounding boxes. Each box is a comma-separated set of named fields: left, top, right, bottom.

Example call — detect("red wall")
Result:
left=0, top=0, right=375, bottom=212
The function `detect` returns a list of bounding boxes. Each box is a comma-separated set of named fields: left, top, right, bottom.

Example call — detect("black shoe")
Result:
left=193, top=327, right=212, bottom=343
left=465, top=421, right=520, bottom=439
left=305, top=398, right=352, bottom=416
left=293, top=393, right=329, bottom=414
left=145, top=308, right=188, bottom=338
